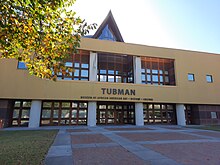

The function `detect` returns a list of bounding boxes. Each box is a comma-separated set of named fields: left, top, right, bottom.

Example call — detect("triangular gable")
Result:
left=93, top=11, right=124, bottom=42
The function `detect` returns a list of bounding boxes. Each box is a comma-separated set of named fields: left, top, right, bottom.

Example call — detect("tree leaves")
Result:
left=0, top=0, right=97, bottom=80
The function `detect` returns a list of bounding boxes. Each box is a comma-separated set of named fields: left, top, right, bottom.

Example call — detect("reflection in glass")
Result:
left=141, top=74, right=146, bottom=81
left=74, top=69, right=79, bottom=76
left=64, top=77, right=72, bottom=80
left=100, top=70, right=106, bottom=74
left=53, top=110, right=59, bottom=118
left=54, top=102, right=59, bottom=107
left=188, top=74, right=194, bottom=81
left=23, top=101, right=31, bottom=107
left=100, top=111, right=106, bottom=118
left=108, top=75, right=114, bottom=82
left=62, top=102, right=70, bottom=108
left=100, top=75, right=107, bottom=82
left=21, top=109, right=30, bottom=118
left=152, top=70, right=158, bottom=74
left=18, top=61, right=27, bottom=69
left=72, top=110, right=77, bottom=118
left=42, top=110, right=51, bottom=118
left=74, top=63, right=80, bottom=67
left=14, top=101, right=21, bottom=107
left=13, top=109, right=19, bottom=118
left=79, top=103, right=87, bottom=108
left=98, top=25, right=116, bottom=41
left=147, top=75, right=151, bottom=81
left=72, top=102, right=78, bottom=108
left=61, top=110, right=69, bottom=118
left=81, top=70, right=88, bottom=77
left=116, top=76, right=122, bottom=82
left=65, top=62, right=72, bottom=67
left=206, top=75, right=213, bottom=83
left=108, top=70, right=114, bottom=74
left=81, top=63, right=89, bottom=68
left=79, top=110, right=87, bottom=118
left=152, top=75, right=159, bottom=82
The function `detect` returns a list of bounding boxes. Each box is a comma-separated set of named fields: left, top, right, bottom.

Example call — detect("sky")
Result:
left=72, top=0, right=220, bottom=54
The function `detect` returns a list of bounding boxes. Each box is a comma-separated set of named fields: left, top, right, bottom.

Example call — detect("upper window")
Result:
left=97, top=53, right=133, bottom=83
left=141, top=57, right=175, bottom=86
left=98, top=25, right=116, bottom=41
left=188, top=73, right=195, bottom=81
left=17, top=61, right=27, bottom=69
left=57, top=50, right=90, bottom=81
left=206, top=75, right=213, bottom=83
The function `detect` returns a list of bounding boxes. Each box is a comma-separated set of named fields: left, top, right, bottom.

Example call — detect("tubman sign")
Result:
left=101, top=88, right=135, bottom=96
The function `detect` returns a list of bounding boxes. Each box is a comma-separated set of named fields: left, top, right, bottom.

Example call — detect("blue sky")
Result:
left=72, top=0, right=220, bottom=54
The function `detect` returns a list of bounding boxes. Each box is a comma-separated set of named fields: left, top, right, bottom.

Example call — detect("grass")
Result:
left=190, top=125, right=220, bottom=132
left=0, top=130, right=58, bottom=165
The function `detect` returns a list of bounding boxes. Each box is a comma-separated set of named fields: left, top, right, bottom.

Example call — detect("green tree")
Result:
left=0, top=0, right=96, bottom=80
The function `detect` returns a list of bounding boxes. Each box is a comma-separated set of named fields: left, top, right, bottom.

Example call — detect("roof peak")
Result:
left=92, top=11, right=124, bottom=42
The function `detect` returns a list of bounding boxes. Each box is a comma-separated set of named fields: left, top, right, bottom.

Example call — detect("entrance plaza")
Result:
left=25, top=125, right=220, bottom=165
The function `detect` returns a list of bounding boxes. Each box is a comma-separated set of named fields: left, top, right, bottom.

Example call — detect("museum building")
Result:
left=0, top=11, right=220, bottom=128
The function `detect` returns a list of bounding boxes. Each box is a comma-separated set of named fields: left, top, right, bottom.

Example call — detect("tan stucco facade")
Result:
left=0, top=38, right=220, bottom=105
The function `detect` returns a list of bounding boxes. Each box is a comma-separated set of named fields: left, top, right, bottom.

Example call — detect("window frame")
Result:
left=12, top=100, right=31, bottom=127
left=41, top=101, right=88, bottom=126
left=188, top=73, right=195, bottom=81
left=17, top=61, right=27, bottom=70
left=206, top=75, right=213, bottom=83
left=57, top=50, right=90, bottom=81
left=141, top=57, right=175, bottom=86
left=97, top=53, right=133, bottom=83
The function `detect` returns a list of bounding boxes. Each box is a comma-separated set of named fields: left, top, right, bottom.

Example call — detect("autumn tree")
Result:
left=0, top=0, right=96, bottom=80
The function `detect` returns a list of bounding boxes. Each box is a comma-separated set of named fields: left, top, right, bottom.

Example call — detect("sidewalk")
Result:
left=44, top=125, right=220, bottom=165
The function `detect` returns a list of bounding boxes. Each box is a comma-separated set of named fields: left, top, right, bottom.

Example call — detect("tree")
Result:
left=0, top=0, right=96, bottom=80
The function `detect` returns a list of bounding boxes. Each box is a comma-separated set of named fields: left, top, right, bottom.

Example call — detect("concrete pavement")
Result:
left=43, top=125, right=220, bottom=165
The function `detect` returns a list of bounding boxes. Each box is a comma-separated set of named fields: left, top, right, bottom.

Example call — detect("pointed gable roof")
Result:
left=93, top=11, right=124, bottom=42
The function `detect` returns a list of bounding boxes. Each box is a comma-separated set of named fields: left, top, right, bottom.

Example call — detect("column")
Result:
left=135, top=103, right=144, bottom=126
left=133, top=56, right=142, bottom=84
left=176, top=104, right=186, bottom=126
left=29, top=100, right=42, bottom=128
left=89, top=52, right=98, bottom=81
left=87, top=102, right=97, bottom=126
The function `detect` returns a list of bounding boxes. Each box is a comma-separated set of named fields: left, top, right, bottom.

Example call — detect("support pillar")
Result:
left=87, top=102, right=97, bottom=126
left=89, top=52, right=98, bottom=81
left=135, top=103, right=144, bottom=126
left=176, top=104, right=186, bottom=126
left=133, top=56, right=142, bottom=84
left=29, top=100, right=42, bottom=128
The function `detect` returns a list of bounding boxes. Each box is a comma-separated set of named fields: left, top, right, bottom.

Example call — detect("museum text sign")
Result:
left=80, top=87, right=153, bottom=102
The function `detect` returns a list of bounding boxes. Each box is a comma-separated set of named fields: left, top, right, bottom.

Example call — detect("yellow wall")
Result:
left=0, top=38, right=220, bottom=104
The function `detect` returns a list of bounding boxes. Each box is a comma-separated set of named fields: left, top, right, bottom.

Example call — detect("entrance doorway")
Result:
left=97, top=102, right=135, bottom=125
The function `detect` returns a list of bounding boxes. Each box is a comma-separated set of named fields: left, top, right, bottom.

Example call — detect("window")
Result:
left=97, top=53, right=133, bottom=83
left=206, top=75, right=213, bottom=83
left=211, top=112, right=217, bottom=119
left=188, top=73, right=195, bottom=81
left=97, top=102, right=135, bottom=125
left=98, top=24, right=116, bottom=41
left=143, top=103, right=176, bottom=124
left=12, top=100, right=31, bottom=126
left=141, top=57, right=175, bottom=86
left=57, top=50, right=89, bottom=81
left=41, top=101, right=88, bottom=126
left=17, top=61, right=27, bottom=69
